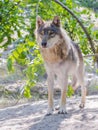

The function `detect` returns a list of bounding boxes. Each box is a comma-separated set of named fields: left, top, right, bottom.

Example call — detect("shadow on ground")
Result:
left=0, top=96, right=98, bottom=130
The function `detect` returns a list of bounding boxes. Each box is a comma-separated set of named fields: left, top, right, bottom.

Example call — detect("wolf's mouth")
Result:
left=42, top=45, right=47, bottom=48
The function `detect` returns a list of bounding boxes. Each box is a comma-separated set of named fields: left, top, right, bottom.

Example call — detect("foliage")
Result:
left=0, top=0, right=98, bottom=97
left=73, top=0, right=98, bottom=10
left=0, top=0, right=28, bottom=48
left=67, top=85, right=74, bottom=97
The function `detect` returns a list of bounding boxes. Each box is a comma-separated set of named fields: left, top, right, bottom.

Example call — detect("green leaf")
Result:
left=95, top=33, right=98, bottom=39
left=24, top=86, right=32, bottom=98
left=7, top=58, right=14, bottom=72
left=67, top=85, right=74, bottom=97
left=95, top=86, right=98, bottom=89
left=96, top=69, right=98, bottom=74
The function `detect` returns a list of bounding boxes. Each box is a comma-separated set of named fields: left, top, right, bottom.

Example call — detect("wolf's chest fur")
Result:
left=40, top=41, right=68, bottom=63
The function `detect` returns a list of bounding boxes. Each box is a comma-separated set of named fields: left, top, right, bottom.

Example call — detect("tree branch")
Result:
left=53, top=0, right=96, bottom=54
left=83, top=53, right=98, bottom=58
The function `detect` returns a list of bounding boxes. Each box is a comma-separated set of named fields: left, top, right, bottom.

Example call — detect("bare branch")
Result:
left=36, top=0, right=40, bottom=16
left=83, top=53, right=98, bottom=58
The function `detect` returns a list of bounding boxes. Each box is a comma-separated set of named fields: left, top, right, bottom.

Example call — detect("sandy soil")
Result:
left=0, top=96, right=98, bottom=130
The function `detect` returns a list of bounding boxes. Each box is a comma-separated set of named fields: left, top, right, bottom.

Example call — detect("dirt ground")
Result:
left=0, top=96, right=98, bottom=130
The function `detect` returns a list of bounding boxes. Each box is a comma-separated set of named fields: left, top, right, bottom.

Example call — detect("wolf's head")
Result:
left=36, top=16, right=62, bottom=48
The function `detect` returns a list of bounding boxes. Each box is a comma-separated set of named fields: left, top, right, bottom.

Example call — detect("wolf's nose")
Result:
left=41, top=42, right=47, bottom=47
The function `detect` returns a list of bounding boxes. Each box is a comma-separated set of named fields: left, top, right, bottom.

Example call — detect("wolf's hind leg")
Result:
left=72, top=75, right=79, bottom=91
left=72, top=73, right=86, bottom=108
left=76, top=73, right=86, bottom=108
left=79, top=85, right=87, bottom=108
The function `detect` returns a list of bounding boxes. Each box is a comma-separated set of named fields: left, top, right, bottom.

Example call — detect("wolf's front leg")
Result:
left=58, top=77, right=68, bottom=114
left=46, top=75, right=54, bottom=116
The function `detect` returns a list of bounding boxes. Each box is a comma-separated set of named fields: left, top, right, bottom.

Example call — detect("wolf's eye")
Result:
left=49, top=31, right=55, bottom=37
left=40, top=30, right=44, bottom=35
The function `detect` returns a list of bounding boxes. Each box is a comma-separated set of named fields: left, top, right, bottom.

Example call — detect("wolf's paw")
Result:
left=55, top=106, right=60, bottom=110
left=79, top=103, right=85, bottom=108
left=46, top=108, right=54, bottom=116
left=58, top=107, right=67, bottom=114
left=58, top=111, right=67, bottom=114
left=45, top=113, right=52, bottom=116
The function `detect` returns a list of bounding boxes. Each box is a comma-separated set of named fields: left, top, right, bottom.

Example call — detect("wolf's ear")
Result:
left=36, top=16, right=44, bottom=28
left=52, top=16, right=60, bottom=27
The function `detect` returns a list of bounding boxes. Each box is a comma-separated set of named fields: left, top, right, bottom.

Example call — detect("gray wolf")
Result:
left=35, top=16, right=86, bottom=115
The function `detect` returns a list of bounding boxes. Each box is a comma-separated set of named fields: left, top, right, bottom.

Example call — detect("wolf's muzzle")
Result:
left=41, top=42, right=47, bottom=48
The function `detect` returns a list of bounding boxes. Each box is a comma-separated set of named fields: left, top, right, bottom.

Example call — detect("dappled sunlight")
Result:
left=0, top=0, right=98, bottom=130
left=0, top=97, right=98, bottom=130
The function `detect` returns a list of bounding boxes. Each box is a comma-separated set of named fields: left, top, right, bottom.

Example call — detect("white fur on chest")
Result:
left=45, top=59, right=78, bottom=78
